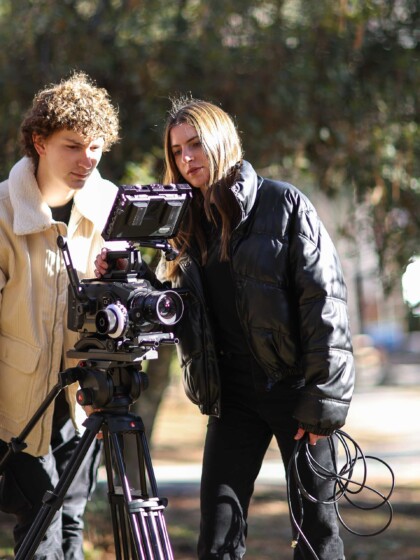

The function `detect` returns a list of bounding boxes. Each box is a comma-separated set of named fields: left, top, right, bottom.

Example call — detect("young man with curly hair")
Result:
left=0, top=72, right=120, bottom=559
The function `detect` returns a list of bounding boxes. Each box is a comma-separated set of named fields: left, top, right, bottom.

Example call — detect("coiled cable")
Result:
left=286, top=429, right=395, bottom=559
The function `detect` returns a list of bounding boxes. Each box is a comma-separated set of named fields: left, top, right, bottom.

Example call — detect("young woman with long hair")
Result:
left=97, top=97, right=354, bottom=560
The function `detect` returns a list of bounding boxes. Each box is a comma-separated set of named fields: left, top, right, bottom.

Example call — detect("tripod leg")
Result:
left=15, top=413, right=103, bottom=560
left=104, top=415, right=174, bottom=560
left=111, top=430, right=157, bottom=560
left=0, top=368, right=83, bottom=475
left=103, top=427, right=145, bottom=560
left=136, top=431, right=173, bottom=559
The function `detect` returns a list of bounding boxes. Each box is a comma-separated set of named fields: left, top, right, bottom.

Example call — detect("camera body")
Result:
left=68, top=276, right=183, bottom=337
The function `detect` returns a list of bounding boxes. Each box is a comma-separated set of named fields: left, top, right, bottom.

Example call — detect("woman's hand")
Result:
left=94, top=247, right=128, bottom=278
left=94, top=247, right=109, bottom=278
left=294, top=427, right=327, bottom=446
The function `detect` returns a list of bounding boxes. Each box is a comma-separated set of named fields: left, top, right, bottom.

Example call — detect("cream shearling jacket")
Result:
left=0, top=157, right=118, bottom=456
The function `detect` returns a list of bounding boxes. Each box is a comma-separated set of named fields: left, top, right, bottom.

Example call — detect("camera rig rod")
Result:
left=57, top=235, right=88, bottom=302
left=131, top=239, right=179, bottom=262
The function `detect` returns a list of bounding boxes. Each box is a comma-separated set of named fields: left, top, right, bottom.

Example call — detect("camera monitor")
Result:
left=102, top=183, right=192, bottom=242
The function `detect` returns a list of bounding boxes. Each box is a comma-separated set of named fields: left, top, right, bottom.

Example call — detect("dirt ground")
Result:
left=1, top=377, right=419, bottom=559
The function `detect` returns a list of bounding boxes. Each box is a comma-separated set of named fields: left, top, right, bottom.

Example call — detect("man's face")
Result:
left=34, top=129, right=105, bottom=193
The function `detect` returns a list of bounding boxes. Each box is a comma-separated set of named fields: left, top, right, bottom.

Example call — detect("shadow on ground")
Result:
left=79, top=481, right=420, bottom=560
left=1, top=474, right=417, bottom=559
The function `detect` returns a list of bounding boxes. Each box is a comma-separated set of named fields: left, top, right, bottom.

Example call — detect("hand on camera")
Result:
left=94, top=247, right=128, bottom=278
left=94, top=248, right=109, bottom=278
left=82, top=405, right=104, bottom=439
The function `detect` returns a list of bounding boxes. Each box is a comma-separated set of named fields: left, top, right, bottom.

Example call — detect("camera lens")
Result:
left=131, top=289, right=184, bottom=326
left=143, top=291, right=183, bottom=326
left=156, top=294, right=180, bottom=324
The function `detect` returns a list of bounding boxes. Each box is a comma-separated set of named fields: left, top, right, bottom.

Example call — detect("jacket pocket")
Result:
left=0, top=333, right=42, bottom=426
left=182, top=359, right=200, bottom=406
left=0, top=332, right=42, bottom=373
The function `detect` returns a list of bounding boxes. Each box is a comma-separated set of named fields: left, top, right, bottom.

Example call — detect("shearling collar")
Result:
left=8, top=157, right=117, bottom=236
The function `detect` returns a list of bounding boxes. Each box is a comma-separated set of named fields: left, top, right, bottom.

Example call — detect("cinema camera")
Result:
left=58, top=182, right=192, bottom=373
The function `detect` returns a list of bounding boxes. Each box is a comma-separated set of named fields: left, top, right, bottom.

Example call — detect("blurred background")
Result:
left=0, top=0, right=419, bottom=558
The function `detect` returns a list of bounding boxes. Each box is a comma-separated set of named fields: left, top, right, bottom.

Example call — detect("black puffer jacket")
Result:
left=168, top=161, right=355, bottom=436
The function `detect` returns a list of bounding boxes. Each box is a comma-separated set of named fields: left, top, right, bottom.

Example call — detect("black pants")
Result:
left=0, top=418, right=102, bottom=560
left=197, top=355, right=344, bottom=560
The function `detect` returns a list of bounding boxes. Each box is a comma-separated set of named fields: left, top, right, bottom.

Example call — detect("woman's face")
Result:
left=169, top=123, right=210, bottom=194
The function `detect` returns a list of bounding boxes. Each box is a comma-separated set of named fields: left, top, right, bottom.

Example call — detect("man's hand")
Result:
left=83, top=405, right=103, bottom=439
left=294, top=427, right=327, bottom=446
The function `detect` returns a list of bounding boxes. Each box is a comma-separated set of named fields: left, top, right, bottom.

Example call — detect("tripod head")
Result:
left=66, top=322, right=177, bottom=411
left=73, top=359, right=148, bottom=411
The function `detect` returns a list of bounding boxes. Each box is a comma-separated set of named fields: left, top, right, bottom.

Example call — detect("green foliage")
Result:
left=0, top=0, right=418, bottom=288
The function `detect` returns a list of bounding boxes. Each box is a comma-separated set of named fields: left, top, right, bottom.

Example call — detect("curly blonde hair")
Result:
left=21, top=71, right=120, bottom=164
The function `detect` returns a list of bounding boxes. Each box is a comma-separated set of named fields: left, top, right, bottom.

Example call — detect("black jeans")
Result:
left=197, top=355, right=344, bottom=560
left=0, top=418, right=102, bottom=560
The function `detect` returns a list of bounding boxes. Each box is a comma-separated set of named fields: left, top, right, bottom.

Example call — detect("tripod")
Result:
left=1, top=362, right=174, bottom=560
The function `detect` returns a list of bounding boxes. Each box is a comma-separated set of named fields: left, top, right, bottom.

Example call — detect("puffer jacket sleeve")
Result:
left=287, top=190, right=355, bottom=435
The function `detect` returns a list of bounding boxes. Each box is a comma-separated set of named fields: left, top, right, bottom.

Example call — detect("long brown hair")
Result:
left=163, top=97, right=243, bottom=279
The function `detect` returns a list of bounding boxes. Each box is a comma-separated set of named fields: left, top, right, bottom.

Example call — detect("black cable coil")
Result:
left=287, top=429, right=395, bottom=559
